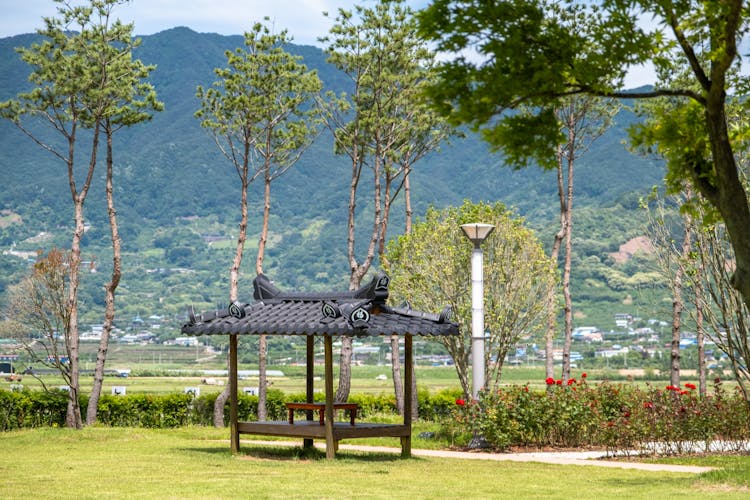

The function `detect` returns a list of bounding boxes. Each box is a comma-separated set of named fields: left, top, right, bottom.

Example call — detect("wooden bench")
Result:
left=286, top=402, right=359, bottom=426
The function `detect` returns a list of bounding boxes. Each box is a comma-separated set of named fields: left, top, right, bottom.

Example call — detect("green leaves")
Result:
left=195, top=19, right=323, bottom=178
left=385, top=200, right=555, bottom=396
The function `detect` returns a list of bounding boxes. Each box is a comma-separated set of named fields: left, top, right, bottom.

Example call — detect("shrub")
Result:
left=0, top=388, right=460, bottom=431
left=447, top=376, right=750, bottom=455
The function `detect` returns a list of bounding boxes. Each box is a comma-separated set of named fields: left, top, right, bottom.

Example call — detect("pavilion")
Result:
left=182, top=272, right=459, bottom=458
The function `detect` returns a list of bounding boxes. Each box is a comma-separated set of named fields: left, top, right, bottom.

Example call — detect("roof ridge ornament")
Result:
left=321, top=301, right=341, bottom=319
left=228, top=301, right=246, bottom=319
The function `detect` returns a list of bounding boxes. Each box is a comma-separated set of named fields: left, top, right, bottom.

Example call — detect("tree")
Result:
left=545, top=96, right=616, bottom=383
left=417, top=0, right=750, bottom=314
left=320, top=0, right=451, bottom=404
left=693, top=216, right=750, bottom=401
left=644, top=188, right=696, bottom=389
left=0, top=0, right=156, bottom=428
left=84, top=6, right=162, bottom=427
left=196, top=20, right=322, bottom=423
left=384, top=201, right=555, bottom=398
left=3, top=249, right=72, bottom=394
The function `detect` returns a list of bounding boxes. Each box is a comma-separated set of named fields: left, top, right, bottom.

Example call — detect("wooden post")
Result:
left=229, top=333, right=239, bottom=454
left=304, top=335, right=314, bottom=449
left=324, top=334, right=335, bottom=459
left=401, top=334, right=413, bottom=457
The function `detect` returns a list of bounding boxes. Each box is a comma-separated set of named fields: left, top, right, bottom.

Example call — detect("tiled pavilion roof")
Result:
left=181, top=272, right=458, bottom=338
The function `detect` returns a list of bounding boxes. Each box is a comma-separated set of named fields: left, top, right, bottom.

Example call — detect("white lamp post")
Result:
left=460, top=223, right=495, bottom=400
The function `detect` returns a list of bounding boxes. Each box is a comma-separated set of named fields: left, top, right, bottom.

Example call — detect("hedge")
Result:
left=0, top=387, right=462, bottom=431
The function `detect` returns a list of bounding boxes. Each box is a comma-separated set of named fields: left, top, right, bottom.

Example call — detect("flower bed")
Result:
left=444, top=376, right=750, bottom=456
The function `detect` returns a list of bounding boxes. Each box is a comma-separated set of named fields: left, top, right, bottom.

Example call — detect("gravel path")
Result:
left=242, top=440, right=716, bottom=473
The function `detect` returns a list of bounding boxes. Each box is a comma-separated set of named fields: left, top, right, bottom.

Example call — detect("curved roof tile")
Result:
left=182, top=272, right=459, bottom=337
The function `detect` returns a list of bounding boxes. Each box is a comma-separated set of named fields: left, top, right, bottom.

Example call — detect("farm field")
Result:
left=3, top=343, right=714, bottom=397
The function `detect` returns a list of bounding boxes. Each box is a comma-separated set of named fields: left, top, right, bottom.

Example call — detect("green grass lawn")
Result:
left=1, top=427, right=747, bottom=499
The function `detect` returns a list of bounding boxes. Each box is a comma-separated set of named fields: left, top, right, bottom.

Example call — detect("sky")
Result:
left=0, top=0, right=409, bottom=44
left=0, top=0, right=654, bottom=88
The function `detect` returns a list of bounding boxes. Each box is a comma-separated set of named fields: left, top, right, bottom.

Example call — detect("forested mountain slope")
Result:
left=0, top=28, right=667, bottom=332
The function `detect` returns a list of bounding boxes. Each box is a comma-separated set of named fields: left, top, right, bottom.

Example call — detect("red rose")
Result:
left=643, top=401, right=653, bottom=409
left=545, top=377, right=555, bottom=385
left=685, top=383, right=697, bottom=390
left=456, top=399, right=466, bottom=406
left=581, top=372, right=587, bottom=378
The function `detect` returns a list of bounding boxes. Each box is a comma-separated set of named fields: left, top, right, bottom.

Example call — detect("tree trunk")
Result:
left=404, top=169, right=412, bottom=234
left=335, top=338, right=353, bottom=402
left=560, top=205, right=573, bottom=382
left=258, top=335, right=268, bottom=420
left=255, top=170, right=272, bottom=420
left=64, top=122, right=100, bottom=429
left=213, top=346, right=230, bottom=427
left=214, top=166, right=249, bottom=427
left=65, top=200, right=84, bottom=429
left=670, top=269, right=683, bottom=389
left=560, top=135, right=575, bottom=383
left=410, top=357, right=418, bottom=421
left=545, top=156, right=565, bottom=382
left=86, top=123, right=120, bottom=425
left=390, top=335, right=404, bottom=415
left=696, top=281, right=706, bottom=398
left=702, top=94, right=750, bottom=314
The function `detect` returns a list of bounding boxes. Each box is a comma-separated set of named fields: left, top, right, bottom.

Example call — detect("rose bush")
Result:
left=445, top=376, right=750, bottom=455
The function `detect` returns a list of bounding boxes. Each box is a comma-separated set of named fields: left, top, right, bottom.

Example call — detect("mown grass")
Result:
left=0, top=427, right=747, bottom=499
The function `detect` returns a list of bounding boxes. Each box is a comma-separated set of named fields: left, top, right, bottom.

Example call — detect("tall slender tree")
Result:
left=0, top=0, right=160, bottom=427
left=320, top=0, right=450, bottom=404
left=551, top=97, right=616, bottom=383
left=85, top=7, right=162, bottom=426
left=196, top=20, right=321, bottom=423
left=644, top=188, right=696, bottom=389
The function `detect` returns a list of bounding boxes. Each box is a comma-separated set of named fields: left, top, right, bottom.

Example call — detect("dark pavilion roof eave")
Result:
left=181, top=272, right=459, bottom=338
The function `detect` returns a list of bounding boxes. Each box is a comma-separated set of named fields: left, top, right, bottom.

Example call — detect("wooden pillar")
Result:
left=304, top=335, right=315, bottom=449
left=401, top=333, right=413, bottom=457
left=324, top=334, right=335, bottom=459
left=229, top=333, right=239, bottom=454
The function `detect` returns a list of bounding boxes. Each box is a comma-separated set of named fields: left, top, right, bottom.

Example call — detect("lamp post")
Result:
left=460, top=223, right=495, bottom=400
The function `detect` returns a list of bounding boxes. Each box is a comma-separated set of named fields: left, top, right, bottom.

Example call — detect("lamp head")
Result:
left=460, top=223, right=495, bottom=248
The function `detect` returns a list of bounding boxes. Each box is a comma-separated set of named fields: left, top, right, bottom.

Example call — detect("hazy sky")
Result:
left=0, top=0, right=420, bottom=44
left=0, top=0, right=654, bottom=88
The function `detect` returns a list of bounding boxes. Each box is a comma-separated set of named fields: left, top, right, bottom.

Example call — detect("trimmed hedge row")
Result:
left=0, top=387, right=463, bottom=431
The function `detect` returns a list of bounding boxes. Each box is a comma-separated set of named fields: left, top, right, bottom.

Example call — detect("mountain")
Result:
left=0, top=28, right=668, bottom=334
